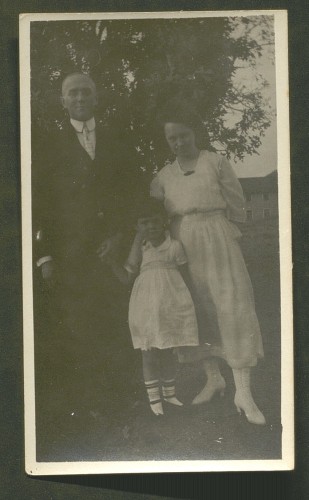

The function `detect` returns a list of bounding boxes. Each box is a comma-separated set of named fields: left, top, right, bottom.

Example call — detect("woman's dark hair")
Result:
left=158, top=106, right=201, bottom=133
left=133, top=197, right=167, bottom=222
left=156, top=101, right=212, bottom=150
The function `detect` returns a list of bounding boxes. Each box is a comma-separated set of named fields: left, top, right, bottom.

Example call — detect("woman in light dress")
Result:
left=150, top=109, right=265, bottom=425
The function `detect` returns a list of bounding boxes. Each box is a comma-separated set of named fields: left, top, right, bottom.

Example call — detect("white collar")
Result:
left=70, top=117, right=96, bottom=133
left=144, top=231, right=171, bottom=252
left=174, top=150, right=202, bottom=175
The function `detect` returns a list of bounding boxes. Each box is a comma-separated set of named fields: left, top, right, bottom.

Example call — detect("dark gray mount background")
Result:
left=1, top=1, right=308, bottom=499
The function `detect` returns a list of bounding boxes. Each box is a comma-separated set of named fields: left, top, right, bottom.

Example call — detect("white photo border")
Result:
left=20, top=9, right=293, bottom=475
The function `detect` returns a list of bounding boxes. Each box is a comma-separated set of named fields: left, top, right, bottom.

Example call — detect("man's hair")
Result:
left=61, top=72, right=97, bottom=96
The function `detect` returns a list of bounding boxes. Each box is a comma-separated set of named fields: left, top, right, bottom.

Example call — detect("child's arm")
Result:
left=108, top=258, right=135, bottom=285
left=125, top=231, right=144, bottom=272
left=173, top=240, right=195, bottom=296
left=178, top=263, right=195, bottom=298
left=101, top=231, right=144, bottom=285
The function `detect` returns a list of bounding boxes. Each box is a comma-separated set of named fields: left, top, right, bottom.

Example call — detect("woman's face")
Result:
left=164, top=122, right=198, bottom=157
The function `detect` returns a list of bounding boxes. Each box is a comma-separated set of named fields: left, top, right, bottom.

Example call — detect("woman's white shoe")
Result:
left=192, top=358, right=226, bottom=405
left=192, top=376, right=226, bottom=405
left=233, top=368, right=266, bottom=425
left=234, top=392, right=266, bottom=425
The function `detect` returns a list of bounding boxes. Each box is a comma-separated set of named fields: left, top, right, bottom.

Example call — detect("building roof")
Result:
left=239, top=170, right=278, bottom=194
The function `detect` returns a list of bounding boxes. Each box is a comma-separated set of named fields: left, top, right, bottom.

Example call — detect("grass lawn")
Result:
left=34, top=217, right=282, bottom=463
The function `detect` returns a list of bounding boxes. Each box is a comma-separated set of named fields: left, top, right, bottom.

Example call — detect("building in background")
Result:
left=239, top=170, right=278, bottom=221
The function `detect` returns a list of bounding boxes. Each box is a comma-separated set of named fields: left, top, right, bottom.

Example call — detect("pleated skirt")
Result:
left=171, top=212, right=264, bottom=368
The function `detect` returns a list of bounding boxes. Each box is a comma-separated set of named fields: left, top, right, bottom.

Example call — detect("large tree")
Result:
left=30, top=15, right=274, bottom=175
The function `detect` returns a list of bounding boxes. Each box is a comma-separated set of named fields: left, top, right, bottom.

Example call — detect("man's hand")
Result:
left=135, top=221, right=148, bottom=241
left=99, top=252, right=115, bottom=267
left=41, top=260, right=57, bottom=288
left=97, top=232, right=122, bottom=261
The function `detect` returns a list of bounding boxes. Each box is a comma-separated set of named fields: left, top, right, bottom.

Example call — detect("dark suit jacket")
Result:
left=32, top=119, right=142, bottom=277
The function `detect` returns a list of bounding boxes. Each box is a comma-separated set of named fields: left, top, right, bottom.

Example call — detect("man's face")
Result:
left=61, top=74, right=98, bottom=121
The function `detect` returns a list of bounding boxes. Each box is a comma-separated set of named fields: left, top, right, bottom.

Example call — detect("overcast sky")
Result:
left=231, top=45, right=277, bottom=179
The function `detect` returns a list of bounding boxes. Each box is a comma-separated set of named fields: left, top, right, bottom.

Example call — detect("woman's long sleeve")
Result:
left=150, top=175, right=165, bottom=201
left=218, top=157, right=246, bottom=223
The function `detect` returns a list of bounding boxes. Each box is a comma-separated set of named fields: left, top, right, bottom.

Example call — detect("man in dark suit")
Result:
left=33, top=73, right=140, bottom=415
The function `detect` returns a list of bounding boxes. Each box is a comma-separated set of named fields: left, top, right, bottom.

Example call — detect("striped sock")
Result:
left=145, top=379, right=164, bottom=415
left=162, top=379, right=183, bottom=406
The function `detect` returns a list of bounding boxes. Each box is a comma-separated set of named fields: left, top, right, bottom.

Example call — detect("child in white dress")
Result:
left=102, top=198, right=199, bottom=415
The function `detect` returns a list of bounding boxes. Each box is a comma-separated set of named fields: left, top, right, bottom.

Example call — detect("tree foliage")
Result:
left=30, top=16, right=274, bottom=173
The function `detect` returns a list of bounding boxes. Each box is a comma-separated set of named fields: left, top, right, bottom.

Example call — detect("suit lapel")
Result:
left=67, top=121, right=95, bottom=164
left=61, top=118, right=114, bottom=164
left=58, top=119, right=117, bottom=186
left=94, top=123, right=111, bottom=163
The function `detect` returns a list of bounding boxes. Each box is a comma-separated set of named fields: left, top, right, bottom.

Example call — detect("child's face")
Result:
left=137, top=214, right=165, bottom=244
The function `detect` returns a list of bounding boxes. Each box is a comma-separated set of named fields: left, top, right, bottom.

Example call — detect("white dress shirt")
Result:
left=70, top=117, right=96, bottom=157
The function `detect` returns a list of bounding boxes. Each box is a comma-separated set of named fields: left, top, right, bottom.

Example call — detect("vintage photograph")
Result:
left=20, top=10, right=293, bottom=474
